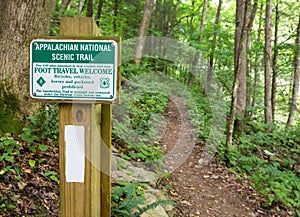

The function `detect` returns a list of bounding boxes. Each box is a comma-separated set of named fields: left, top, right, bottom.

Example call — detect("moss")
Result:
left=0, top=82, right=24, bottom=134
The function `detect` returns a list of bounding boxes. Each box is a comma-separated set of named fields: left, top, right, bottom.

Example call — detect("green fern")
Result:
left=132, top=200, right=175, bottom=217
left=111, top=182, right=147, bottom=217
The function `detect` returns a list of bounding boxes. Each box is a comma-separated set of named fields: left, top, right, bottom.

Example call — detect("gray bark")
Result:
left=264, top=0, right=273, bottom=124
left=225, top=0, right=250, bottom=148
left=199, top=0, right=208, bottom=42
left=271, top=0, right=279, bottom=120
left=250, top=3, right=263, bottom=120
left=287, top=14, right=300, bottom=126
left=59, top=0, right=71, bottom=15
left=135, top=0, right=156, bottom=66
left=205, top=0, right=222, bottom=94
left=0, top=0, right=55, bottom=116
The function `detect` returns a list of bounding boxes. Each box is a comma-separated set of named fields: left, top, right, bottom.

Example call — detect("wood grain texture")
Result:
left=59, top=18, right=111, bottom=217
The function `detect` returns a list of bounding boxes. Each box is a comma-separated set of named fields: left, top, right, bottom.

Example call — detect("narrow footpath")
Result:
left=159, top=96, right=294, bottom=217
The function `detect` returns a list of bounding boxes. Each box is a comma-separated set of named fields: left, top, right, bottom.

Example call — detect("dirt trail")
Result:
left=159, top=96, right=294, bottom=217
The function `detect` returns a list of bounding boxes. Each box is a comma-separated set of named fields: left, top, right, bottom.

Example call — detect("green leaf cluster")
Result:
left=0, top=135, right=19, bottom=165
left=113, top=87, right=168, bottom=163
left=111, top=181, right=147, bottom=216
left=220, top=123, right=300, bottom=212
left=26, top=104, right=59, bottom=142
left=112, top=181, right=174, bottom=216
left=130, top=92, right=168, bottom=132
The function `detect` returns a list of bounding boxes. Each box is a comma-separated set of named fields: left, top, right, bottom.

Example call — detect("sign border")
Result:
left=29, top=36, right=121, bottom=104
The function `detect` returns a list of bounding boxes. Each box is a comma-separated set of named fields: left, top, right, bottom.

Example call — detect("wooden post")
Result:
left=58, top=17, right=112, bottom=217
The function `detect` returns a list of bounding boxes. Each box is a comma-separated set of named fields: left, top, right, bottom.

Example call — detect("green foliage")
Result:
left=0, top=135, right=19, bottom=164
left=252, top=165, right=300, bottom=208
left=133, top=199, right=175, bottom=217
left=26, top=104, right=59, bottom=142
left=20, top=127, right=39, bottom=143
left=221, top=122, right=300, bottom=212
left=121, top=145, right=163, bottom=163
left=0, top=124, right=51, bottom=177
left=0, top=195, right=16, bottom=215
left=44, top=170, right=58, bottom=182
left=111, top=181, right=147, bottom=216
left=122, top=61, right=152, bottom=79
left=190, top=87, right=212, bottom=140
left=113, top=90, right=168, bottom=163
left=111, top=181, right=174, bottom=217
left=38, top=144, right=49, bottom=152
left=28, top=159, right=36, bottom=168
left=49, top=0, right=60, bottom=36
left=129, top=92, right=168, bottom=132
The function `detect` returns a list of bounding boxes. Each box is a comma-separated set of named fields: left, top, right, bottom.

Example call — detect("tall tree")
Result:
left=166, top=0, right=180, bottom=38
left=199, top=0, right=209, bottom=43
left=86, top=0, right=93, bottom=17
left=225, top=0, right=250, bottom=148
left=96, top=0, right=105, bottom=26
left=287, top=14, right=300, bottom=126
left=245, top=0, right=258, bottom=115
left=78, top=0, right=85, bottom=16
left=188, top=0, right=209, bottom=87
left=59, top=0, right=71, bottom=15
left=234, top=0, right=254, bottom=134
left=0, top=0, right=55, bottom=115
left=205, top=0, right=222, bottom=94
left=264, top=0, right=273, bottom=124
left=250, top=3, right=263, bottom=120
left=113, top=0, right=119, bottom=32
left=271, top=0, right=279, bottom=120
left=233, top=0, right=248, bottom=134
left=135, top=0, right=156, bottom=66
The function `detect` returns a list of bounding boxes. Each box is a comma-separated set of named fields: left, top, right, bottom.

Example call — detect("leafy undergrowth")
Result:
left=0, top=90, right=172, bottom=216
left=0, top=105, right=59, bottom=216
left=0, top=134, right=59, bottom=216
left=219, top=123, right=300, bottom=215
left=113, top=91, right=169, bottom=163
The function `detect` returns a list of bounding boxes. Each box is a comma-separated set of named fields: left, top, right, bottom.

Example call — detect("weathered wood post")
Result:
left=59, top=17, right=115, bottom=217
left=29, top=17, right=120, bottom=217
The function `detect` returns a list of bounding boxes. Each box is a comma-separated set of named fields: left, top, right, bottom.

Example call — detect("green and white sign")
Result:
left=30, top=39, right=118, bottom=102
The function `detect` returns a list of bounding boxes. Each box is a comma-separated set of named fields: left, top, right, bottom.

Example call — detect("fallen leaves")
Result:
left=0, top=140, right=59, bottom=216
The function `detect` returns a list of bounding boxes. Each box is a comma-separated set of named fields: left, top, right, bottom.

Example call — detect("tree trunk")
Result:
left=233, top=0, right=251, bottom=134
left=78, top=0, right=85, bottom=16
left=86, top=0, right=93, bottom=17
left=135, top=0, right=156, bottom=66
left=113, top=0, right=119, bottom=32
left=166, top=0, right=181, bottom=38
left=189, top=0, right=209, bottom=87
left=59, top=0, right=71, bottom=15
left=287, top=14, right=300, bottom=126
left=199, top=0, right=208, bottom=43
left=250, top=3, right=263, bottom=120
left=245, top=0, right=258, bottom=118
left=271, top=0, right=279, bottom=120
left=264, top=0, right=273, bottom=124
left=205, top=0, right=222, bottom=95
left=225, top=0, right=250, bottom=148
left=96, top=0, right=104, bottom=26
left=0, top=0, right=55, bottom=116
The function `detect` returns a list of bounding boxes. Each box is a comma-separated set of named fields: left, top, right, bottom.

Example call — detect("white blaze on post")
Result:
left=64, top=125, right=85, bottom=183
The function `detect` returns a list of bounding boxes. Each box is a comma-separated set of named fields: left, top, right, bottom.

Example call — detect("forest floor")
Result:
left=0, top=96, right=297, bottom=217
left=160, top=97, right=296, bottom=217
